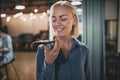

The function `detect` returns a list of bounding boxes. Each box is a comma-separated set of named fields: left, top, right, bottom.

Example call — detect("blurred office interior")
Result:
left=0, top=0, right=120, bottom=80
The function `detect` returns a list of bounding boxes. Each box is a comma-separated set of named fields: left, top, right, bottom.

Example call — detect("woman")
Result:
left=36, top=1, right=90, bottom=80
left=0, top=26, right=13, bottom=80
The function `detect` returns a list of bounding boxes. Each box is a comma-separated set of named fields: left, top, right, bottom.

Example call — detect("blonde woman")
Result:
left=36, top=1, right=90, bottom=80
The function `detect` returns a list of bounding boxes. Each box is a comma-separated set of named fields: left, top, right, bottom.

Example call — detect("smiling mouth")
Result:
left=56, top=28, right=65, bottom=32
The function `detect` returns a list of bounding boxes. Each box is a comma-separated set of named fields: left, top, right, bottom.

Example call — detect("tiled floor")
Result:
left=1, top=51, right=37, bottom=80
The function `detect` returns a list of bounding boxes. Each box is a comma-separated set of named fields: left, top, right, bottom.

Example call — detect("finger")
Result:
left=53, top=37, right=59, bottom=50
left=58, top=38, right=63, bottom=47
left=52, top=49, right=60, bottom=60
left=43, top=44, right=49, bottom=51
left=53, top=49, right=59, bottom=56
left=52, top=39, right=60, bottom=56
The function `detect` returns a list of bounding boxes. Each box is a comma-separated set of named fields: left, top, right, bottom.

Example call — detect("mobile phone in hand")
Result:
left=33, top=40, right=55, bottom=45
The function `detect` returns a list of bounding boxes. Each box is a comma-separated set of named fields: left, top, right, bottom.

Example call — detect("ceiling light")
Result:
left=34, top=9, right=38, bottom=13
left=15, top=5, right=25, bottom=10
left=71, top=1, right=82, bottom=5
left=6, top=16, right=11, bottom=22
left=1, top=14, right=6, bottom=18
left=14, top=12, right=23, bottom=18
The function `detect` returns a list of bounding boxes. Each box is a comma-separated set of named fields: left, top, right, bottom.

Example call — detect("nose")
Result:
left=54, top=19, right=61, bottom=25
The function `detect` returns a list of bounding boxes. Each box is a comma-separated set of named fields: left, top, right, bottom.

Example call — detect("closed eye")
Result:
left=52, top=19, right=56, bottom=22
left=52, top=17, right=56, bottom=22
left=61, top=18, right=67, bottom=21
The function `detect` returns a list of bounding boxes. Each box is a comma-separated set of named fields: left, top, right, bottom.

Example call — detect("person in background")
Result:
left=0, top=26, right=13, bottom=80
left=36, top=1, right=90, bottom=80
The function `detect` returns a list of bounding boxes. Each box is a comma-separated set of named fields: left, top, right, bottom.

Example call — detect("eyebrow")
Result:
left=52, top=14, right=67, bottom=18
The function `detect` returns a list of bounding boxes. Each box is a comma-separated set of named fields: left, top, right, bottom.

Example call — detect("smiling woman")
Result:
left=49, top=1, right=80, bottom=40
left=36, top=1, right=90, bottom=80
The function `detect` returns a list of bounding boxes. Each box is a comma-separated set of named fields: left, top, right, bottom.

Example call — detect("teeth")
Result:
left=56, top=28, right=63, bottom=31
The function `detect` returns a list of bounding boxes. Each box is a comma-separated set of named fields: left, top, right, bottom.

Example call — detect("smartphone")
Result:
left=33, top=40, right=55, bottom=45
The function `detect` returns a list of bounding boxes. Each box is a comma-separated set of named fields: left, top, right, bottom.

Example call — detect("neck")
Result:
left=58, top=35, right=73, bottom=41
left=58, top=36, right=73, bottom=58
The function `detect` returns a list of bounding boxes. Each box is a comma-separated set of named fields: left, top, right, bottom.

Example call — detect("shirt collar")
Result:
left=71, top=38, right=80, bottom=51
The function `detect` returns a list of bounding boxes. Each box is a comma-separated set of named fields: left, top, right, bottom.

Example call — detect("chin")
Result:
left=57, top=34, right=66, bottom=37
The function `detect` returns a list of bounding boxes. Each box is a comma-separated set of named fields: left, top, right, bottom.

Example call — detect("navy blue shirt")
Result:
left=36, top=38, right=90, bottom=80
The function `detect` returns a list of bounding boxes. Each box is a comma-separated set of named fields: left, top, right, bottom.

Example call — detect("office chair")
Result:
left=0, top=56, right=20, bottom=80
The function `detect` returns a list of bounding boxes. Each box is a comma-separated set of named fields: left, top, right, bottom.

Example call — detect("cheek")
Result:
left=68, top=19, right=75, bottom=26
left=52, top=27, right=56, bottom=33
left=64, top=24, right=73, bottom=33
left=66, top=21, right=74, bottom=28
left=51, top=24, right=57, bottom=33
left=51, top=23, right=56, bottom=28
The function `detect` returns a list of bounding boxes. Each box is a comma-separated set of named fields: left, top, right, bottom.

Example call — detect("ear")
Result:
left=73, top=16, right=77, bottom=26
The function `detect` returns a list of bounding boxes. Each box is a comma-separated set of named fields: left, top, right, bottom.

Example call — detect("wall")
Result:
left=2, top=12, right=48, bottom=37
left=105, top=0, right=119, bottom=52
left=82, top=0, right=104, bottom=79
left=105, top=0, right=117, bottom=20
left=118, top=0, right=120, bottom=52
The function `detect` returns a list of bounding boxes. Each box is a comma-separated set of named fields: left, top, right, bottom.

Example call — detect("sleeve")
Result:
left=36, top=45, right=55, bottom=80
left=2, top=35, right=12, bottom=53
left=84, top=47, right=91, bottom=80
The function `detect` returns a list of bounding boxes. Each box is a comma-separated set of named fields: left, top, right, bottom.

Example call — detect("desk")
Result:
left=106, top=54, right=120, bottom=80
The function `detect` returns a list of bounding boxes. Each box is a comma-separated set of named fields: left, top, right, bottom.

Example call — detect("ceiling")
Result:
left=1, top=0, right=82, bottom=15
left=1, top=0, right=68, bottom=14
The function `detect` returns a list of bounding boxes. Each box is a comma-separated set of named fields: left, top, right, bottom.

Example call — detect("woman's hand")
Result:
left=0, top=48, right=4, bottom=53
left=43, top=38, right=60, bottom=64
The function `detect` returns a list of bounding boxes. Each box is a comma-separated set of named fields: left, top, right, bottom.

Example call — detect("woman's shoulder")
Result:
left=74, top=38, right=89, bottom=51
left=73, top=38, right=89, bottom=57
left=2, top=34, right=12, bottom=41
left=74, top=38, right=88, bottom=48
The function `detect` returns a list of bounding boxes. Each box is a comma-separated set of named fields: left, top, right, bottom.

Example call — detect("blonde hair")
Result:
left=49, top=1, right=80, bottom=40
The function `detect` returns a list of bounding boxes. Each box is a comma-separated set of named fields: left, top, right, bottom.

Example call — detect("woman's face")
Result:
left=51, top=6, right=75, bottom=37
